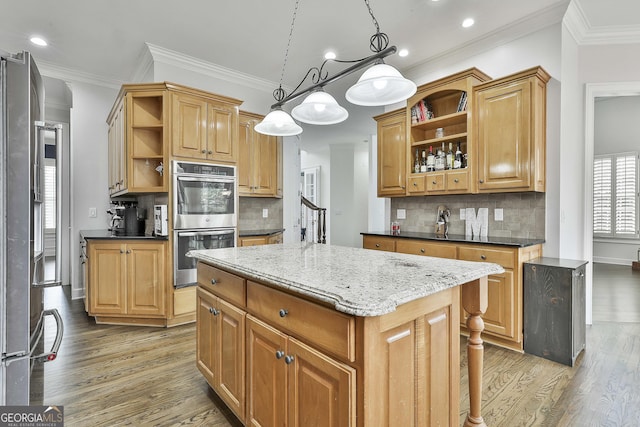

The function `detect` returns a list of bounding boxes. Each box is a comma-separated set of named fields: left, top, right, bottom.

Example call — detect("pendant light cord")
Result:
left=274, top=0, right=302, bottom=102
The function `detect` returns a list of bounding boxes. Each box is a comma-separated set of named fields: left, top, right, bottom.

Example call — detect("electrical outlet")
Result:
left=397, top=209, right=406, bottom=219
left=262, top=208, right=268, bottom=218
left=460, top=209, right=466, bottom=220
left=89, top=207, right=97, bottom=218
left=495, top=208, right=504, bottom=221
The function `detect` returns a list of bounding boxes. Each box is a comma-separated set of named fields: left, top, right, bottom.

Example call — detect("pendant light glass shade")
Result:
left=255, top=109, right=303, bottom=136
left=345, top=63, right=417, bottom=106
left=291, top=91, right=349, bottom=125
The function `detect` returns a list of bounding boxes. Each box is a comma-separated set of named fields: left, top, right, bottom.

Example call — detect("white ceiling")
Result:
left=2, top=0, right=640, bottom=147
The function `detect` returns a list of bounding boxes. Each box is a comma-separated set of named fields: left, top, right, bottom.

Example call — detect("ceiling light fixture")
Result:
left=29, top=36, right=48, bottom=47
left=256, top=0, right=416, bottom=136
left=462, top=18, right=475, bottom=28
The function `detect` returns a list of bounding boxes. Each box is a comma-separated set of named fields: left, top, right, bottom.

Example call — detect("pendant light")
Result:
left=291, top=90, right=349, bottom=125
left=345, top=63, right=416, bottom=106
left=255, top=108, right=302, bottom=136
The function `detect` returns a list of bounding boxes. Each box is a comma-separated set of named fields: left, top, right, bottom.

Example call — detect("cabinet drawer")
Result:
left=396, top=240, right=457, bottom=259
left=197, top=263, right=246, bottom=307
left=426, top=173, right=445, bottom=192
left=446, top=170, right=469, bottom=191
left=247, top=281, right=355, bottom=362
left=407, top=176, right=425, bottom=194
left=457, top=246, right=515, bottom=269
left=363, top=236, right=396, bottom=252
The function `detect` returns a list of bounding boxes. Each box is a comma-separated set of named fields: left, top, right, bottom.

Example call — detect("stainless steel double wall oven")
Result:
left=172, top=161, right=237, bottom=289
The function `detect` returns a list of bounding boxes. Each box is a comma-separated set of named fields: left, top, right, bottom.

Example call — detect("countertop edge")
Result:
left=361, top=231, right=545, bottom=248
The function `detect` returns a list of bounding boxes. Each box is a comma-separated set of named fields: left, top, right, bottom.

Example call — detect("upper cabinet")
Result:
left=405, top=68, right=491, bottom=196
left=107, top=84, right=169, bottom=196
left=238, top=112, right=281, bottom=197
left=473, top=66, right=549, bottom=193
left=374, top=108, right=406, bottom=197
left=107, top=83, right=242, bottom=197
left=171, top=91, right=241, bottom=164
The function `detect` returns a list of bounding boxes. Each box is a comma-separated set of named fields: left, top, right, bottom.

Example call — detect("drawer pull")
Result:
left=209, top=307, right=219, bottom=316
left=454, top=178, right=459, bottom=183
left=413, top=182, right=417, bottom=187
left=479, top=179, right=484, bottom=184
left=432, top=180, right=437, bottom=185
left=285, top=355, right=295, bottom=365
left=210, top=278, right=217, bottom=285
left=275, top=350, right=285, bottom=359
left=279, top=309, right=288, bottom=318
left=420, top=248, right=425, bottom=253
left=375, top=243, right=380, bottom=248
left=480, top=255, right=487, bottom=260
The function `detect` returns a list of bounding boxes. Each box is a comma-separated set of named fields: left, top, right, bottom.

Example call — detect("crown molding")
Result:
left=130, top=44, right=155, bottom=83
left=405, top=1, right=570, bottom=78
left=564, top=1, right=640, bottom=45
left=36, top=59, right=123, bottom=90
left=145, top=43, right=279, bottom=93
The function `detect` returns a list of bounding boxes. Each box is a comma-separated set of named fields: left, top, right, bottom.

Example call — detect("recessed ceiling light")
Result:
left=462, top=18, right=475, bottom=28
left=398, top=49, right=409, bottom=57
left=324, top=51, right=336, bottom=60
left=30, top=36, right=48, bottom=47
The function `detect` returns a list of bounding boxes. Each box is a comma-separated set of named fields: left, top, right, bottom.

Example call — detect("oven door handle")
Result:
left=176, top=176, right=235, bottom=184
left=178, top=230, right=235, bottom=237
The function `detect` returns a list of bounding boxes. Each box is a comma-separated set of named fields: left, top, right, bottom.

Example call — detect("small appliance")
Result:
left=154, top=204, right=168, bottom=236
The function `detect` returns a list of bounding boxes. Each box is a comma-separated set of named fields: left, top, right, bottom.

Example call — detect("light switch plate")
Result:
left=397, top=209, right=406, bottom=220
left=262, top=208, right=268, bottom=218
left=495, top=208, right=504, bottom=221
left=89, top=207, right=97, bottom=218
left=460, top=209, right=466, bottom=220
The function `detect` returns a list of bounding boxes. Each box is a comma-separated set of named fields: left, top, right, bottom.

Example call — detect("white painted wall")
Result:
left=300, top=148, right=331, bottom=243
left=282, top=136, right=301, bottom=244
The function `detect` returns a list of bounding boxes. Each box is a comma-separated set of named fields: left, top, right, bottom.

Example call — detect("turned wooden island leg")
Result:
left=462, top=277, right=489, bottom=427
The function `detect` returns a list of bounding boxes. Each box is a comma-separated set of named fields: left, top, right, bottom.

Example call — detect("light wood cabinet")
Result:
left=197, top=258, right=463, bottom=426
left=406, top=68, right=491, bottom=196
left=473, top=66, right=549, bottom=192
left=363, top=234, right=542, bottom=351
left=197, top=287, right=246, bottom=421
left=238, top=112, right=279, bottom=197
left=172, top=92, right=240, bottom=164
left=107, top=86, right=168, bottom=196
left=238, top=232, right=283, bottom=247
left=88, top=240, right=166, bottom=320
left=374, top=108, right=406, bottom=197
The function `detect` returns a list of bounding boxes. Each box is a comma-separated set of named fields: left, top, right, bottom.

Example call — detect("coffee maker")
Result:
left=108, top=202, right=146, bottom=235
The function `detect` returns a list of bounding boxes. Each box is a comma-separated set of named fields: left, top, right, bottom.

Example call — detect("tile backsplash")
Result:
left=390, top=193, right=545, bottom=239
left=238, top=197, right=284, bottom=231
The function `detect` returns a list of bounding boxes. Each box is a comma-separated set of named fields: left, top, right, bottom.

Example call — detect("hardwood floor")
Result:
left=41, top=263, right=639, bottom=426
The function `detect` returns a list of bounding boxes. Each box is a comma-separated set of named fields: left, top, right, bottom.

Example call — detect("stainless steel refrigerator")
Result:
left=1, top=50, right=63, bottom=405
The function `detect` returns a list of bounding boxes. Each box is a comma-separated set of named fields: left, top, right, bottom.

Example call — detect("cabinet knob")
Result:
left=201, top=149, right=207, bottom=154
left=279, top=309, right=288, bottom=318
left=480, top=255, right=487, bottom=260
left=209, top=307, right=219, bottom=316
left=275, top=350, right=285, bottom=359
left=208, top=150, right=213, bottom=155
left=432, top=181, right=437, bottom=185
left=479, top=179, right=484, bottom=184
left=375, top=243, right=380, bottom=248
left=120, top=249, right=124, bottom=254
left=211, top=278, right=217, bottom=285
left=126, top=250, right=131, bottom=254
left=420, top=248, right=425, bottom=253
left=454, top=179, right=459, bottom=183
left=284, top=355, right=295, bottom=365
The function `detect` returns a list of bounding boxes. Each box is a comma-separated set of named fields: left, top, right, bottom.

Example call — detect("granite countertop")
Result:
left=188, top=243, right=504, bottom=317
left=80, top=229, right=168, bottom=240
left=238, top=228, right=285, bottom=237
left=361, top=230, right=545, bottom=248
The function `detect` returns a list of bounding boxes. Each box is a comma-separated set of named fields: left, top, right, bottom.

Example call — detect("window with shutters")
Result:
left=593, top=152, right=639, bottom=238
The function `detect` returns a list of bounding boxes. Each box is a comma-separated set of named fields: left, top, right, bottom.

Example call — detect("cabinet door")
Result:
left=463, top=270, right=515, bottom=339
left=89, top=242, right=126, bottom=315
left=376, top=110, right=406, bottom=197
left=252, top=132, right=277, bottom=195
left=476, top=80, right=532, bottom=191
left=108, top=101, right=126, bottom=195
left=172, top=93, right=208, bottom=159
left=126, top=242, right=166, bottom=316
left=196, top=287, right=217, bottom=386
left=207, top=104, right=237, bottom=163
left=237, top=115, right=254, bottom=195
left=246, top=316, right=287, bottom=427
left=287, top=337, right=356, bottom=427
left=216, top=298, right=246, bottom=421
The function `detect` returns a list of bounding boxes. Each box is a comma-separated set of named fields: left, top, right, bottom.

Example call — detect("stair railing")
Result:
left=301, top=195, right=326, bottom=244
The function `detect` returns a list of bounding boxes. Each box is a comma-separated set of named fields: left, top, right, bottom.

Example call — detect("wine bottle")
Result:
left=446, top=142, right=454, bottom=170
left=454, top=142, right=463, bottom=169
left=414, top=149, right=420, bottom=173
left=435, top=147, right=444, bottom=171
left=426, top=146, right=435, bottom=172
left=420, top=150, right=427, bottom=173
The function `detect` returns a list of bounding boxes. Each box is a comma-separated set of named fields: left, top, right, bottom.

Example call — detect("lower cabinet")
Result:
left=88, top=240, right=166, bottom=321
left=238, top=232, right=283, bottom=247
left=196, top=261, right=461, bottom=426
left=363, top=235, right=542, bottom=351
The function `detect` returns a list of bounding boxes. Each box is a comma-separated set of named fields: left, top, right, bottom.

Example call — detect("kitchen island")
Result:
left=189, top=243, right=504, bottom=427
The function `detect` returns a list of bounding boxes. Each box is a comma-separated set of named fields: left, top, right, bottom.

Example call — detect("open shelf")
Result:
left=131, top=158, right=164, bottom=189
left=131, top=95, right=163, bottom=127
left=411, top=132, right=467, bottom=148
left=131, top=128, right=163, bottom=157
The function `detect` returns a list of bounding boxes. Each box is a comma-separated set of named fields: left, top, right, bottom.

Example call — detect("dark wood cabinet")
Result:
left=523, top=257, right=588, bottom=366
